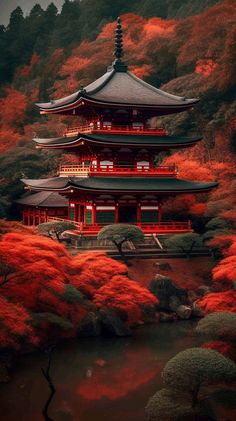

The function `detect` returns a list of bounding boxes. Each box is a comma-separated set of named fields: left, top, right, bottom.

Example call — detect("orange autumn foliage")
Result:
left=0, top=128, right=21, bottom=153
left=16, top=53, right=40, bottom=79
left=94, top=275, right=158, bottom=325
left=195, top=59, right=219, bottom=77
left=196, top=291, right=236, bottom=314
left=177, top=0, right=236, bottom=69
left=0, top=88, right=27, bottom=126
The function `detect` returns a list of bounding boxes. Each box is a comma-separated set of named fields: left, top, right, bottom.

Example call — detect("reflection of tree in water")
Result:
left=41, top=347, right=55, bottom=421
left=42, top=346, right=77, bottom=421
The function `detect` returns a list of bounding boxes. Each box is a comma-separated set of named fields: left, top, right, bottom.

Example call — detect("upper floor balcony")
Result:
left=58, top=163, right=178, bottom=178
left=64, top=122, right=167, bottom=137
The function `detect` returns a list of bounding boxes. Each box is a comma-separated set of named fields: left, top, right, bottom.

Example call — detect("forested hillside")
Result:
left=0, top=0, right=235, bottom=230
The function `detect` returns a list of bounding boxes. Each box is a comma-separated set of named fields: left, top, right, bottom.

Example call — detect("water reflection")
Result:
left=0, top=322, right=203, bottom=421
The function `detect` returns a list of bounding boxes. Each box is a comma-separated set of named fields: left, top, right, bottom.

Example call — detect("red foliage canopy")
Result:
left=70, top=252, right=127, bottom=298
left=0, top=296, right=36, bottom=349
left=208, top=234, right=236, bottom=257
left=0, top=232, right=74, bottom=315
left=94, top=275, right=158, bottom=325
left=202, top=341, right=233, bottom=360
left=196, top=291, right=236, bottom=314
left=212, top=256, right=236, bottom=285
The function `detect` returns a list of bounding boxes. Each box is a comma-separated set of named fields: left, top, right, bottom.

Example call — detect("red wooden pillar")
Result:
left=158, top=204, right=162, bottom=223
left=115, top=203, right=119, bottom=223
left=92, top=204, right=96, bottom=225
left=78, top=204, right=81, bottom=222
left=33, top=211, right=36, bottom=226
left=136, top=203, right=141, bottom=225
left=84, top=204, right=87, bottom=226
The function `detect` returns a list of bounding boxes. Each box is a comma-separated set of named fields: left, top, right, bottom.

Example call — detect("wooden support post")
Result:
left=78, top=204, right=81, bottom=222
left=33, top=211, right=36, bottom=226
left=92, top=204, right=96, bottom=225
left=137, top=203, right=141, bottom=225
left=158, top=205, right=162, bottom=223
left=115, top=203, right=119, bottom=223
left=84, top=205, right=87, bottom=226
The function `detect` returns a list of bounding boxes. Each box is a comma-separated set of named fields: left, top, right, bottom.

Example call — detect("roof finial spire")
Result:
left=109, top=16, right=128, bottom=72
left=114, top=17, right=123, bottom=61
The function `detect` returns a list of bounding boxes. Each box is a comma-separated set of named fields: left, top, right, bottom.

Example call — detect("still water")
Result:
left=0, top=321, right=231, bottom=421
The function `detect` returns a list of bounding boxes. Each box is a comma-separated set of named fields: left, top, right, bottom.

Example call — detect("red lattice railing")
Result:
left=59, top=164, right=178, bottom=177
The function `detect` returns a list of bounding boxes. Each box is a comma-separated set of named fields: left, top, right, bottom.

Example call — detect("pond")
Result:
left=0, top=321, right=234, bottom=421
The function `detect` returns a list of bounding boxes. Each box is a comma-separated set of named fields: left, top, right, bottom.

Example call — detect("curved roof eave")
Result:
left=16, top=191, right=68, bottom=207
left=21, top=176, right=218, bottom=194
left=35, top=65, right=199, bottom=112
left=33, top=134, right=203, bottom=148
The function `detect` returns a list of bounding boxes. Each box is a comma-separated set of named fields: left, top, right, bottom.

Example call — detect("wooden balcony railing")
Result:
left=64, top=125, right=167, bottom=137
left=59, top=164, right=178, bottom=177
left=47, top=218, right=192, bottom=234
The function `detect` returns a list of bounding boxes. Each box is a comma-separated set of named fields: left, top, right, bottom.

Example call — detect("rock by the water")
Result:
left=77, top=312, right=101, bottom=337
left=150, top=275, right=188, bottom=311
left=197, top=285, right=211, bottom=297
left=192, top=301, right=205, bottom=318
left=175, top=305, right=192, bottom=319
left=99, top=308, right=131, bottom=337
left=159, top=312, right=177, bottom=322
left=154, top=262, right=172, bottom=271
left=169, top=295, right=182, bottom=311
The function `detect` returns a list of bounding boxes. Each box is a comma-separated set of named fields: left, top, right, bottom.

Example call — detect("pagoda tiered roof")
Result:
left=37, top=69, right=199, bottom=116
left=33, top=133, right=202, bottom=150
left=36, top=17, right=198, bottom=117
left=22, top=176, right=218, bottom=194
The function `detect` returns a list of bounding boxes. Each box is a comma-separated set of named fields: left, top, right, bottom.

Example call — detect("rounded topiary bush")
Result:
left=196, top=311, right=236, bottom=341
left=146, top=388, right=194, bottom=421
left=162, top=348, right=236, bottom=406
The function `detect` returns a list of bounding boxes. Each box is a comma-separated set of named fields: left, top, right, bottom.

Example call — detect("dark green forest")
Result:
left=0, top=0, right=220, bottom=85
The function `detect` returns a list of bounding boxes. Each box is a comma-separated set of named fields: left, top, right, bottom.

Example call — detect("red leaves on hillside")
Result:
left=177, top=0, right=236, bottom=70
left=94, top=275, right=158, bottom=325
left=16, top=53, right=40, bottom=79
left=0, top=129, right=21, bottom=153
left=195, top=59, right=219, bottom=77
left=196, top=291, right=236, bottom=314
left=0, top=88, right=27, bottom=152
left=0, top=88, right=27, bottom=126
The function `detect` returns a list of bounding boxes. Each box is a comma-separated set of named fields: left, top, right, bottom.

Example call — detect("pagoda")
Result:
left=20, top=17, right=217, bottom=235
